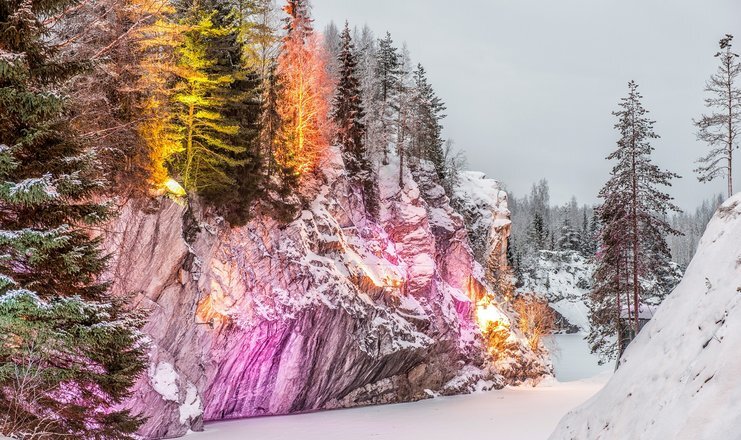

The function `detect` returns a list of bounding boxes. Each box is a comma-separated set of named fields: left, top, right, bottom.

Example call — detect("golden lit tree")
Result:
left=513, top=294, right=555, bottom=351
left=171, top=9, right=247, bottom=192
left=129, top=0, right=185, bottom=193
left=275, top=0, right=332, bottom=176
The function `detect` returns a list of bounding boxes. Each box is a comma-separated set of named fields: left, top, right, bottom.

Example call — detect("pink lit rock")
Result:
left=103, top=149, right=548, bottom=439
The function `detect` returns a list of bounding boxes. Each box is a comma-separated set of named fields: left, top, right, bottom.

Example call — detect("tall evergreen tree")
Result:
left=373, top=32, right=401, bottom=164
left=332, top=22, right=378, bottom=216
left=528, top=211, right=548, bottom=251
left=694, top=34, right=740, bottom=198
left=395, top=45, right=414, bottom=186
left=172, top=7, right=247, bottom=192
left=274, top=0, right=331, bottom=177
left=557, top=218, right=580, bottom=251
left=130, top=0, right=185, bottom=192
left=411, top=64, right=447, bottom=181
left=0, top=1, right=146, bottom=437
left=589, top=81, right=681, bottom=362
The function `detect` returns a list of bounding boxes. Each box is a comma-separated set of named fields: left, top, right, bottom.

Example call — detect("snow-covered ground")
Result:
left=188, top=335, right=608, bottom=440
left=551, top=194, right=741, bottom=440
left=546, top=334, right=612, bottom=382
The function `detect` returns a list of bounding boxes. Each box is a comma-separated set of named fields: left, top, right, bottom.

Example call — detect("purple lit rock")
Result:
left=103, top=149, right=548, bottom=439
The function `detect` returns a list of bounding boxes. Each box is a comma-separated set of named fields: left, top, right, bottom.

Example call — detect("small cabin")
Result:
left=619, top=303, right=657, bottom=355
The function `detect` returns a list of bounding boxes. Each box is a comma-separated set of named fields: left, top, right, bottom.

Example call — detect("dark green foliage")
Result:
left=0, top=1, right=147, bottom=437
left=410, top=64, right=447, bottom=182
left=589, top=81, right=681, bottom=363
left=332, top=23, right=378, bottom=217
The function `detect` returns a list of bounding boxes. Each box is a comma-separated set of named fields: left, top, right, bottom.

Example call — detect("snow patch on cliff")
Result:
left=149, top=362, right=180, bottom=402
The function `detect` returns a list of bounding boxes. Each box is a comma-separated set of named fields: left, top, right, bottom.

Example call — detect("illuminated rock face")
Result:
left=104, top=149, right=546, bottom=439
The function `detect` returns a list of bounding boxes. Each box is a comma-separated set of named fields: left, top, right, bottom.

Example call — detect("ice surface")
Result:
left=186, top=335, right=607, bottom=440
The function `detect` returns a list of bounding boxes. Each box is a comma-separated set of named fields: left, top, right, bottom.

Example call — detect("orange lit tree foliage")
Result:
left=513, top=293, right=556, bottom=351
left=129, top=0, right=184, bottom=191
left=275, top=0, right=332, bottom=177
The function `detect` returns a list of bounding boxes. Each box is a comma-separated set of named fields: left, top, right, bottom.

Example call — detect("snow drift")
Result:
left=550, top=194, right=741, bottom=440
left=103, top=148, right=549, bottom=439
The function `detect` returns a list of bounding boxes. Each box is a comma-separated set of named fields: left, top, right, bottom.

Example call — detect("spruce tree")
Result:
left=557, top=219, right=580, bottom=252
left=411, top=64, right=447, bottom=181
left=374, top=32, right=401, bottom=164
left=589, top=81, right=681, bottom=362
left=694, top=34, right=740, bottom=198
left=274, top=0, right=331, bottom=177
left=332, top=23, right=378, bottom=216
left=528, top=211, right=548, bottom=251
left=0, top=1, right=146, bottom=437
left=172, top=7, right=247, bottom=193
left=196, top=1, right=267, bottom=225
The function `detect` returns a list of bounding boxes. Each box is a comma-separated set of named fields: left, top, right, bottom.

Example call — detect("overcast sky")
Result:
left=313, top=0, right=741, bottom=210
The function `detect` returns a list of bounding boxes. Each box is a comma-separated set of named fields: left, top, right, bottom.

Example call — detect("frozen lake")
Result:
left=188, top=334, right=609, bottom=440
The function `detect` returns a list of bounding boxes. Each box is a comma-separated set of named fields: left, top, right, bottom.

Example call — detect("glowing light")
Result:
left=475, top=297, right=510, bottom=332
left=163, top=178, right=186, bottom=197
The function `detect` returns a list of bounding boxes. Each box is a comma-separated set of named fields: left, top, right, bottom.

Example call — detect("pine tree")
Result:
left=172, top=7, right=247, bottom=193
left=528, top=211, right=548, bottom=251
left=578, top=207, right=591, bottom=256
left=411, top=64, right=447, bottom=181
left=130, top=0, right=186, bottom=192
left=396, top=45, right=418, bottom=186
left=374, top=32, right=401, bottom=164
left=275, top=0, right=331, bottom=177
left=557, top=218, right=580, bottom=252
left=589, top=81, right=681, bottom=362
left=694, top=34, right=740, bottom=198
left=332, top=22, right=378, bottom=216
left=192, top=1, right=268, bottom=225
left=0, top=1, right=146, bottom=437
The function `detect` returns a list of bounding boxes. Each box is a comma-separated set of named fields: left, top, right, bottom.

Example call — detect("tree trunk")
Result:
left=728, top=56, right=734, bottom=199
left=631, top=116, right=640, bottom=335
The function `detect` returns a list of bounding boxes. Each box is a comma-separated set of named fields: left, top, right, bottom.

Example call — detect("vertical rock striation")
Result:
left=104, top=148, right=548, bottom=439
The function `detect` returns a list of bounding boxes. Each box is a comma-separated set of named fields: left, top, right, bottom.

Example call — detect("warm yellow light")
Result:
left=164, top=178, right=186, bottom=197
left=476, top=299, right=510, bottom=332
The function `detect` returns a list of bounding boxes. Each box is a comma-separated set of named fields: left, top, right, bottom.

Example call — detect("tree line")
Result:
left=508, top=34, right=739, bottom=363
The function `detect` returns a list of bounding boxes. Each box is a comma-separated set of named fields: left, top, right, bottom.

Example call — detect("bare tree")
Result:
left=695, top=34, right=741, bottom=198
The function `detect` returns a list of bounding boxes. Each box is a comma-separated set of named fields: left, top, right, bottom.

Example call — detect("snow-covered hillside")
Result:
left=550, top=194, right=741, bottom=440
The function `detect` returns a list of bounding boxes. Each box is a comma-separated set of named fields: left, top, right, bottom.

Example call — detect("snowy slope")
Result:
left=550, top=194, right=741, bottom=440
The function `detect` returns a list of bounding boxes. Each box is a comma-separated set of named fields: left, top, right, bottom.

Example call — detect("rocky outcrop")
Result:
left=104, top=149, right=548, bottom=439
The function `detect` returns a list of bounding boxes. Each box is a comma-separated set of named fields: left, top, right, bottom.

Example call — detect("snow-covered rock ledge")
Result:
left=550, top=193, right=741, bottom=440
left=103, top=148, right=549, bottom=439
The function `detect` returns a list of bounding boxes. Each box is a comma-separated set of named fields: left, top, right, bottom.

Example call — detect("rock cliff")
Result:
left=103, top=148, right=548, bottom=439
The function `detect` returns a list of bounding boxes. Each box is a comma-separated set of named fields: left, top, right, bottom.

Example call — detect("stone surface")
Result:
left=103, top=150, right=548, bottom=439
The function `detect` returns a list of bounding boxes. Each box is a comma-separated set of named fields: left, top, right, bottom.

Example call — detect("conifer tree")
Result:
left=374, top=32, right=401, bottom=164
left=275, top=0, right=331, bottom=177
left=411, top=64, right=447, bottom=181
left=130, top=0, right=185, bottom=192
left=589, top=81, right=681, bottom=362
left=332, top=22, right=378, bottom=216
left=396, top=45, right=414, bottom=186
left=0, top=1, right=146, bottom=437
left=694, top=34, right=740, bottom=198
left=528, top=211, right=548, bottom=251
left=172, top=6, right=247, bottom=192
left=557, top=219, right=580, bottom=252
